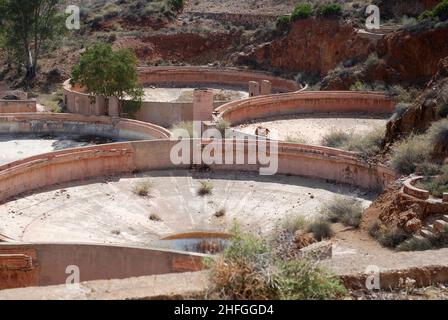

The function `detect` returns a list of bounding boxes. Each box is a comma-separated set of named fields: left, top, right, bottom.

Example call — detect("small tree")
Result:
left=0, top=0, right=63, bottom=86
left=71, top=42, right=143, bottom=115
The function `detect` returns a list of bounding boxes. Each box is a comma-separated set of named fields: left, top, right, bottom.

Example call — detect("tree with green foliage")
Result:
left=71, top=42, right=143, bottom=115
left=0, top=0, right=63, bottom=86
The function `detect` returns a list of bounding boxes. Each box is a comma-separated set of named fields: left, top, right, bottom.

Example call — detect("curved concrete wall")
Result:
left=138, top=66, right=300, bottom=92
left=0, top=243, right=205, bottom=289
left=217, top=91, right=396, bottom=125
left=0, top=139, right=396, bottom=205
left=0, top=113, right=171, bottom=140
left=64, top=67, right=301, bottom=126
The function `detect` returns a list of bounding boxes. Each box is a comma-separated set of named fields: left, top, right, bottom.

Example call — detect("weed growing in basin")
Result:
left=320, top=196, right=364, bottom=228
left=321, top=130, right=351, bottom=148
left=215, top=119, right=231, bottom=138
left=132, top=179, right=153, bottom=197
left=172, top=121, right=194, bottom=137
left=198, top=181, right=213, bottom=196
left=149, top=213, right=162, bottom=222
left=285, top=134, right=307, bottom=144
left=214, top=208, right=226, bottom=218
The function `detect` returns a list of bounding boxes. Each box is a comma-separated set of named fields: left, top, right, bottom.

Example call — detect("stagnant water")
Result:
left=152, top=237, right=229, bottom=254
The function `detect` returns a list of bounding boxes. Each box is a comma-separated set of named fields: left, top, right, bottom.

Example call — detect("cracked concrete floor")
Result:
left=0, top=170, right=374, bottom=247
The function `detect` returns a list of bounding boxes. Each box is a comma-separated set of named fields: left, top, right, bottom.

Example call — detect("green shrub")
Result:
left=281, top=215, right=310, bottom=234
left=389, top=85, right=421, bottom=104
left=307, top=219, right=334, bottom=241
left=207, top=226, right=347, bottom=300
left=278, top=259, right=347, bottom=300
left=276, top=15, right=292, bottom=29
left=320, top=196, right=364, bottom=228
left=426, top=118, right=448, bottom=147
left=415, top=161, right=442, bottom=176
left=368, top=221, right=381, bottom=238
left=345, top=127, right=385, bottom=157
left=397, top=237, right=433, bottom=251
left=207, top=229, right=277, bottom=300
left=416, top=166, right=448, bottom=197
left=418, top=10, right=433, bottom=21
left=198, top=181, right=213, bottom=196
left=390, top=134, right=431, bottom=175
left=378, top=227, right=409, bottom=248
left=317, top=3, right=343, bottom=17
left=291, top=3, right=313, bottom=21
left=365, top=53, right=380, bottom=69
left=432, top=0, right=448, bottom=21
left=321, top=130, right=351, bottom=148
left=350, top=81, right=370, bottom=91
left=168, top=0, right=184, bottom=11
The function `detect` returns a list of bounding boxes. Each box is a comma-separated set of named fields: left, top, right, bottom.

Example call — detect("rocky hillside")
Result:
left=385, top=55, right=448, bottom=144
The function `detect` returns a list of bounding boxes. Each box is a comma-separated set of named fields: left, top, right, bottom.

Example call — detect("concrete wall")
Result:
left=0, top=100, right=37, bottom=113
left=0, top=139, right=396, bottom=205
left=217, top=91, right=396, bottom=125
left=138, top=66, right=300, bottom=92
left=0, top=113, right=171, bottom=141
left=0, top=243, right=205, bottom=289
left=135, top=101, right=193, bottom=127
left=64, top=67, right=300, bottom=127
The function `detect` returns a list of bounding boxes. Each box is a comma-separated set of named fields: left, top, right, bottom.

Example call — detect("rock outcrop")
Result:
left=384, top=56, right=448, bottom=145
left=236, top=18, right=374, bottom=77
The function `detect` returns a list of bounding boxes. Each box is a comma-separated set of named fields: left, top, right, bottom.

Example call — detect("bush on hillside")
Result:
left=390, top=134, right=431, bottom=175
left=291, top=3, right=314, bottom=21
left=317, top=3, right=343, bottom=17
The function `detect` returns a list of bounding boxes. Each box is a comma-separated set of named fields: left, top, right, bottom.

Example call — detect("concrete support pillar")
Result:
left=95, top=95, right=107, bottom=116
left=248, top=81, right=260, bottom=97
left=193, top=89, right=214, bottom=123
left=260, top=80, right=272, bottom=95
left=108, top=96, right=120, bottom=117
